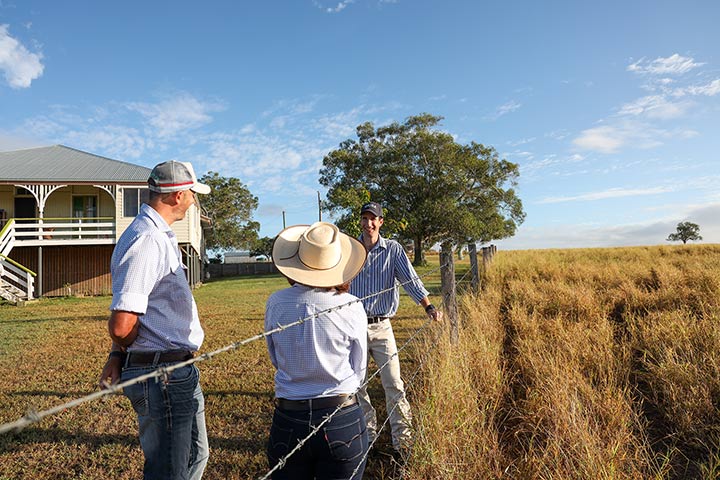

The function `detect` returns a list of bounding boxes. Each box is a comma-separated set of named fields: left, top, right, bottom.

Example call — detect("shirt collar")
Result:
left=359, top=233, right=387, bottom=252
left=140, top=203, right=172, bottom=233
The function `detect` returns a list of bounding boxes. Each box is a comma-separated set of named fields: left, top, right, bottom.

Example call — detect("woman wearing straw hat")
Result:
left=265, top=222, right=369, bottom=480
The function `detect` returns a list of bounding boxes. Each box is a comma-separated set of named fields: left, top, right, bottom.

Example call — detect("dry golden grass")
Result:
left=406, top=244, right=720, bottom=480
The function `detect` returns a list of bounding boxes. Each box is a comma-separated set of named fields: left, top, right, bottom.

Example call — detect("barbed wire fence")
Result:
left=0, top=246, right=492, bottom=479
left=0, top=264, right=446, bottom=435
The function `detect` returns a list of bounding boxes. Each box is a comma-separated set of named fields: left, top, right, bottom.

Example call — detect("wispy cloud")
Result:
left=617, top=95, right=691, bottom=120
left=486, top=100, right=521, bottom=121
left=627, top=53, right=704, bottom=76
left=0, top=24, right=44, bottom=88
left=314, top=0, right=355, bottom=13
left=539, top=186, right=674, bottom=204
left=127, top=92, right=225, bottom=138
left=573, top=53, right=718, bottom=154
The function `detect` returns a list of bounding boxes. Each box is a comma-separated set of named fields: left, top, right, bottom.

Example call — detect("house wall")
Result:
left=0, top=185, right=15, bottom=217
left=0, top=185, right=114, bottom=219
left=115, top=185, right=203, bottom=253
left=12, top=245, right=114, bottom=297
left=44, top=186, right=114, bottom=218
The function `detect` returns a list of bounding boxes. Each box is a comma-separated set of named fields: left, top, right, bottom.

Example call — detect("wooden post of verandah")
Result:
left=440, top=242, right=459, bottom=345
left=467, top=242, right=479, bottom=291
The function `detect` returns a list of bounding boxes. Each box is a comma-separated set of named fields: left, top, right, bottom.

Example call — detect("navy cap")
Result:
left=360, top=202, right=383, bottom=218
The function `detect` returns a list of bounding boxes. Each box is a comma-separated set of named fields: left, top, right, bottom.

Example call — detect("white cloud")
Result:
left=573, top=125, right=627, bottom=153
left=627, top=53, right=704, bottom=76
left=0, top=24, right=44, bottom=88
left=127, top=93, right=225, bottom=138
left=617, top=95, right=691, bottom=120
left=539, top=186, right=674, bottom=204
left=673, top=78, right=720, bottom=97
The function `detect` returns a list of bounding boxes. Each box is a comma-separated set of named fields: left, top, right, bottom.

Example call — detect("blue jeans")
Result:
left=267, top=403, right=368, bottom=480
left=122, top=363, right=209, bottom=480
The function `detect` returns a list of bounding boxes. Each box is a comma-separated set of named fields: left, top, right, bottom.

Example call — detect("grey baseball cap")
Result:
left=148, top=161, right=211, bottom=194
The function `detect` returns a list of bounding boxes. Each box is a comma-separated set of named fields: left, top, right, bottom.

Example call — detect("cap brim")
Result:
left=191, top=182, right=211, bottom=195
left=272, top=225, right=367, bottom=287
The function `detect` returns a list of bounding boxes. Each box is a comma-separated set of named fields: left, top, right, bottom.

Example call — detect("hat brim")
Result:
left=272, top=225, right=367, bottom=288
left=191, top=182, right=211, bottom=194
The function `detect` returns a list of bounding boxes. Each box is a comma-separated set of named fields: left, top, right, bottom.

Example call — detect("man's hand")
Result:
left=426, top=306, right=443, bottom=322
left=98, top=355, right=123, bottom=390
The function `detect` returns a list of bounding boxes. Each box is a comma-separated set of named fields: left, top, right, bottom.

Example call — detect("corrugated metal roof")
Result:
left=0, top=145, right=151, bottom=184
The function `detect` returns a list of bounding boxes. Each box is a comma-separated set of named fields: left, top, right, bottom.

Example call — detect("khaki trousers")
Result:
left=357, top=319, right=413, bottom=450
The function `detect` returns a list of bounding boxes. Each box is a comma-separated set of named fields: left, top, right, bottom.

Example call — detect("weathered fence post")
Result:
left=440, top=243, right=459, bottom=344
left=468, top=242, right=479, bottom=291
left=482, top=246, right=492, bottom=271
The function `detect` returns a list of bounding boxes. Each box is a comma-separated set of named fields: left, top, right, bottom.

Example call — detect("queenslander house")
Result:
left=0, top=145, right=210, bottom=304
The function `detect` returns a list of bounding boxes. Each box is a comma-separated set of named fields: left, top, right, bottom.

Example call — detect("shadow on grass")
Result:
left=0, top=425, right=270, bottom=455
left=0, top=315, right=106, bottom=325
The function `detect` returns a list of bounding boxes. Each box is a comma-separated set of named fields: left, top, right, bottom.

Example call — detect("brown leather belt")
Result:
left=126, top=350, right=193, bottom=367
left=367, top=316, right=388, bottom=324
left=275, top=395, right=357, bottom=411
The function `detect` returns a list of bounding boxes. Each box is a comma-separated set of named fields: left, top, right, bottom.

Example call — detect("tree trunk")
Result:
left=412, top=237, right=426, bottom=266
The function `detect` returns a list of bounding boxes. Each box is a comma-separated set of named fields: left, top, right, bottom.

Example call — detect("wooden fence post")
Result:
left=468, top=242, right=479, bottom=291
left=440, top=243, right=459, bottom=344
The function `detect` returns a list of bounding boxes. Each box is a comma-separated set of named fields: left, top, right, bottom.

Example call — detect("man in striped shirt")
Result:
left=349, top=202, right=442, bottom=458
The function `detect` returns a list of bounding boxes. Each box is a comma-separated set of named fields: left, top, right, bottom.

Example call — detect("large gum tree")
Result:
left=319, top=113, right=525, bottom=265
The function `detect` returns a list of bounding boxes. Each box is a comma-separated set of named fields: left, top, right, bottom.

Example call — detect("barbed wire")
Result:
left=348, top=319, right=443, bottom=479
left=0, top=263, right=447, bottom=435
left=260, top=316, right=436, bottom=480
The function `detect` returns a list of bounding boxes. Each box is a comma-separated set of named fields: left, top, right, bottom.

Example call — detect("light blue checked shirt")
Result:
left=265, top=284, right=367, bottom=400
left=110, top=204, right=204, bottom=352
left=349, top=235, right=429, bottom=317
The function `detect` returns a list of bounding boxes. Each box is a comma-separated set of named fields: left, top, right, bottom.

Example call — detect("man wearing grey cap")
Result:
left=98, top=160, right=211, bottom=480
left=350, top=201, right=442, bottom=459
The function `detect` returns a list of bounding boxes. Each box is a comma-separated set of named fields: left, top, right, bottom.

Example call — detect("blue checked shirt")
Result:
left=110, top=204, right=204, bottom=352
left=265, top=284, right=367, bottom=400
left=349, top=235, right=429, bottom=317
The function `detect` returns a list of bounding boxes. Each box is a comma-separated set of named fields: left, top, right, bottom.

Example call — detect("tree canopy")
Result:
left=250, top=236, right=275, bottom=261
left=319, top=113, right=525, bottom=264
left=199, top=172, right=259, bottom=251
left=667, top=221, right=702, bottom=244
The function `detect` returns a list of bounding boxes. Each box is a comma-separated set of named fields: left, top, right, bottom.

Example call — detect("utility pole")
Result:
left=317, top=191, right=322, bottom=222
left=282, top=210, right=286, bottom=229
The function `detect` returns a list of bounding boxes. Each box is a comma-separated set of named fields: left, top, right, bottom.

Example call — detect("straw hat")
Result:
left=272, top=222, right=367, bottom=287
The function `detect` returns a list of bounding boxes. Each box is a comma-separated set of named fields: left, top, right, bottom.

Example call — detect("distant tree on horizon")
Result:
left=667, top=221, right=702, bottom=244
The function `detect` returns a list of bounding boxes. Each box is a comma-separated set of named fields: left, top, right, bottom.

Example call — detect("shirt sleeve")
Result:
left=264, top=296, right=278, bottom=369
left=110, top=234, right=167, bottom=314
left=392, top=242, right=429, bottom=303
left=349, top=303, right=368, bottom=386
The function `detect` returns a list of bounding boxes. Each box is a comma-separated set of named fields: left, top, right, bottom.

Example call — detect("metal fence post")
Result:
left=440, top=243, right=459, bottom=344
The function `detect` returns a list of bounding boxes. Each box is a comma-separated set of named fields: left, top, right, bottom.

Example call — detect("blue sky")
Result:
left=1, top=0, right=718, bottom=249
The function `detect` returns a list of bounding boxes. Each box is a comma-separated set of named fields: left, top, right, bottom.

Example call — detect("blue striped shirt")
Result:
left=265, top=284, right=368, bottom=400
left=110, top=204, right=204, bottom=352
left=349, top=235, right=429, bottom=317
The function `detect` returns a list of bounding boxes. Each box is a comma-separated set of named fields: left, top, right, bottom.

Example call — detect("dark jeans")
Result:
left=267, top=402, right=368, bottom=480
left=122, top=363, right=209, bottom=480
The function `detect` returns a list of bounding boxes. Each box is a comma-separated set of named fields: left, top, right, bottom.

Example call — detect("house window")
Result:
left=123, top=188, right=149, bottom=217
left=72, top=195, right=98, bottom=219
